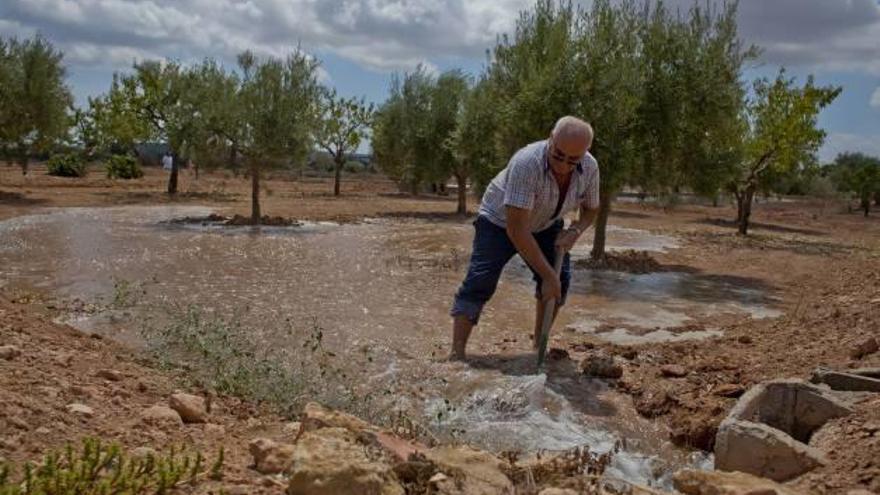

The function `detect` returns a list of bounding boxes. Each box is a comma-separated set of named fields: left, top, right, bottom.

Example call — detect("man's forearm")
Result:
left=507, top=226, right=556, bottom=280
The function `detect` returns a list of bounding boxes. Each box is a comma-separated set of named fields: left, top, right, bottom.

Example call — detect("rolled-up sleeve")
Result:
left=503, top=152, right=539, bottom=210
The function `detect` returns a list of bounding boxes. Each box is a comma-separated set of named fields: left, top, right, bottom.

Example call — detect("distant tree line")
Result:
left=1, top=1, right=877, bottom=240
left=371, top=0, right=847, bottom=253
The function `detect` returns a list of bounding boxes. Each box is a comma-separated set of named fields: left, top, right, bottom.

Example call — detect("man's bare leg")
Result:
left=451, top=315, right=475, bottom=361
left=533, top=298, right=561, bottom=349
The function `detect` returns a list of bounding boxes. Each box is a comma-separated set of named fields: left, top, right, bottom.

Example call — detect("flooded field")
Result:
left=0, top=205, right=786, bottom=487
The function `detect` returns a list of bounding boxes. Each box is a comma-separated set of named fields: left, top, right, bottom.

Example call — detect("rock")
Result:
left=660, top=364, right=688, bottom=378
left=131, top=447, right=158, bottom=459
left=811, top=368, right=880, bottom=392
left=96, top=369, right=123, bottom=381
left=286, top=428, right=404, bottom=495
left=850, top=336, right=879, bottom=359
left=424, top=445, right=514, bottom=495
left=714, top=384, right=746, bottom=398
left=715, top=379, right=853, bottom=481
left=429, top=473, right=449, bottom=484
left=539, top=489, right=579, bottom=495
left=34, top=427, right=50, bottom=435
left=249, top=438, right=296, bottom=475
left=69, top=385, right=100, bottom=399
left=140, top=405, right=183, bottom=427
left=300, top=402, right=373, bottom=433
left=54, top=353, right=73, bottom=367
left=66, top=403, right=94, bottom=417
left=136, top=381, right=149, bottom=393
left=225, top=485, right=253, bottom=495
left=674, top=469, right=800, bottom=495
left=168, top=393, right=207, bottom=423
left=0, top=345, right=21, bottom=360
left=737, top=335, right=753, bottom=344
left=670, top=415, right=718, bottom=451
left=580, top=351, right=622, bottom=379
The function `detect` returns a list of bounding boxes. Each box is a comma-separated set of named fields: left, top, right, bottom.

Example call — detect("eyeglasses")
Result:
left=550, top=143, right=583, bottom=167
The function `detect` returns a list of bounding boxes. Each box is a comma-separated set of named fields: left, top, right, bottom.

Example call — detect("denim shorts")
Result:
left=450, top=215, right=571, bottom=324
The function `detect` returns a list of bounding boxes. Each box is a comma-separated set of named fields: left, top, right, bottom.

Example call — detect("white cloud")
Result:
left=0, top=0, right=529, bottom=73
left=871, top=87, right=880, bottom=109
left=821, top=132, right=880, bottom=162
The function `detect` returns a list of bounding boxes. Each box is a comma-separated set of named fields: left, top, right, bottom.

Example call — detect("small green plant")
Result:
left=105, top=155, right=143, bottom=180
left=0, top=438, right=223, bottom=495
left=109, top=277, right=147, bottom=309
left=46, top=154, right=88, bottom=178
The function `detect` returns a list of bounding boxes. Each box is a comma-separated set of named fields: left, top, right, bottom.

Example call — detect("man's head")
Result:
left=548, top=116, right=593, bottom=175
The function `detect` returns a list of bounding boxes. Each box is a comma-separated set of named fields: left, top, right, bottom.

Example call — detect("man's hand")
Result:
left=541, top=276, right=562, bottom=303
left=555, top=227, right=580, bottom=253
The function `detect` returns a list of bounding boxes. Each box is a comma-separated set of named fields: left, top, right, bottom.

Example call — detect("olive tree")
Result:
left=314, top=88, right=374, bottom=196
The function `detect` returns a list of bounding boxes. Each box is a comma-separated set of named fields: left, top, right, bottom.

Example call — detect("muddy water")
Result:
left=0, top=206, right=783, bottom=487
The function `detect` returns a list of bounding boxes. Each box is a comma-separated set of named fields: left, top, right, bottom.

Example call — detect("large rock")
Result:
left=850, top=336, right=878, bottom=359
left=168, top=393, right=207, bottom=423
left=249, top=438, right=296, bottom=475
left=673, top=469, right=800, bottom=495
left=812, top=368, right=880, bottom=392
left=286, top=427, right=404, bottom=495
left=423, top=445, right=514, bottom=495
left=714, top=379, right=853, bottom=481
left=580, top=351, right=622, bottom=379
left=141, top=405, right=183, bottom=427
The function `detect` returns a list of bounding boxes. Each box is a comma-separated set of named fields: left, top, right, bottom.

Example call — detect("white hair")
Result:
left=551, top=116, right=593, bottom=143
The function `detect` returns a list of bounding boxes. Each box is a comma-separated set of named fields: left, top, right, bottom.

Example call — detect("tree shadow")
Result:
left=610, top=209, right=653, bottom=219
left=695, top=217, right=826, bottom=237
left=0, top=191, right=48, bottom=206
left=378, top=211, right=474, bottom=223
left=463, top=352, right=619, bottom=418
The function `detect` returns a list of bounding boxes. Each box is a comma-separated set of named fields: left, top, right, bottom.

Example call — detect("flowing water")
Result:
left=0, top=206, right=783, bottom=488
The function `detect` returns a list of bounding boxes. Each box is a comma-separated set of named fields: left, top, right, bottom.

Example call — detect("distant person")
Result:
left=162, top=152, right=173, bottom=171
left=449, top=116, right=600, bottom=361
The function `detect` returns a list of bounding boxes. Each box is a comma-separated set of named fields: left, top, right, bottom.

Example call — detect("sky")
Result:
left=1, top=0, right=879, bottom=161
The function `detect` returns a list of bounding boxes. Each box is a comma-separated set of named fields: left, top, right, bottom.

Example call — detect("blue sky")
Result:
left=2, top=0, right=878, bottom=161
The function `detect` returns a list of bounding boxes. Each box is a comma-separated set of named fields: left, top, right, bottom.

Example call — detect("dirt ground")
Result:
left=2, top=162, right=880, bottom=493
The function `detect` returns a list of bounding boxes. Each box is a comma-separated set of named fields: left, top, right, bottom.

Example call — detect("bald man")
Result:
left=449, top=116, right=600, bottom=361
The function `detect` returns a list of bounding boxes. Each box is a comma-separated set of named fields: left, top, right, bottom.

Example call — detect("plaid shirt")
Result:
left=478, top=140, right=600, bottom=232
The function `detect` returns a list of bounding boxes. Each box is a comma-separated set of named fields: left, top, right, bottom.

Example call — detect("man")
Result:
left=450, top=116, right=600, bottom=361
left=162, top=152, right=173, bottom=171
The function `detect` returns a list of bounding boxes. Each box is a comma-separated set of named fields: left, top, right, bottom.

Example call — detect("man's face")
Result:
left=548, top=135, right=590, bottom=175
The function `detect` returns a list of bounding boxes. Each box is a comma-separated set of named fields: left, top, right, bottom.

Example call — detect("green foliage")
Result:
left=828, top=152, right=880, bottom=215
left=46, top=153, right=87, bottom=178
left=141, top=304, right=369, bottom=417
left=315, top=88, right=374, bottom=195
left=447, top=77, right=500, bottom=197
left=0, top=438, right=223, bottom=495
left=105, top=154, right=144, bottom=180
left=0, top=35, right=73, bottom=174
left=731, top=71, right=841, bottom=233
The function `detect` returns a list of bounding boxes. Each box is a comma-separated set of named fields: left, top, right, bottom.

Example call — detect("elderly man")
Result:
left=450, top=116, right=600, bottom=361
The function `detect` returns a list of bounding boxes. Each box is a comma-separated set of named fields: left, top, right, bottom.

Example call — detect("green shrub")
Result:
left=0, top=438, right=223, bottom=495
left=105, top=155, right=143, bottom=180
left=46, top=154, right=87, bottom=178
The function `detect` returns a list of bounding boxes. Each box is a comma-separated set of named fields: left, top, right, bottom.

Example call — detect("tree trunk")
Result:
left=738, top=185, right=756, bottom=235
left=251, top=165, right=261, bottom=224
left=167, top=157, right=179, bottom=195
left=455, top=173, right=467, bottom=215
left=862, top=195, right=870, bottom=217
left=590, top=190, right=613, bottom=260
left=194, top=161, right=199, bottom=180
left=333, top=158, right=343, bottom=197
left=18, top=157, right=28, bottom=176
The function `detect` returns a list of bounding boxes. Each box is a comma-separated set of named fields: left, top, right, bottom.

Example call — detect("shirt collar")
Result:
left=543, top=140, right=584, bottom=174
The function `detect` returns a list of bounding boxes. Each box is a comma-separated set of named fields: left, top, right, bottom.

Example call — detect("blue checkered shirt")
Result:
left=478, top=140, right=600, bottom=232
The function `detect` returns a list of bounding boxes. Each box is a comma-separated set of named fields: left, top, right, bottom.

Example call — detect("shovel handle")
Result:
left=536, top=247, right=565, bottom=370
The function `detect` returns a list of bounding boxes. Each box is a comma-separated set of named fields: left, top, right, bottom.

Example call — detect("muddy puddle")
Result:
left=0, top=206, right=781, bottom=488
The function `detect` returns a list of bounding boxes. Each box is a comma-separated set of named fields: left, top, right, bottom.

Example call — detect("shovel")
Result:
left=536, top=247, right=565, bottom=371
